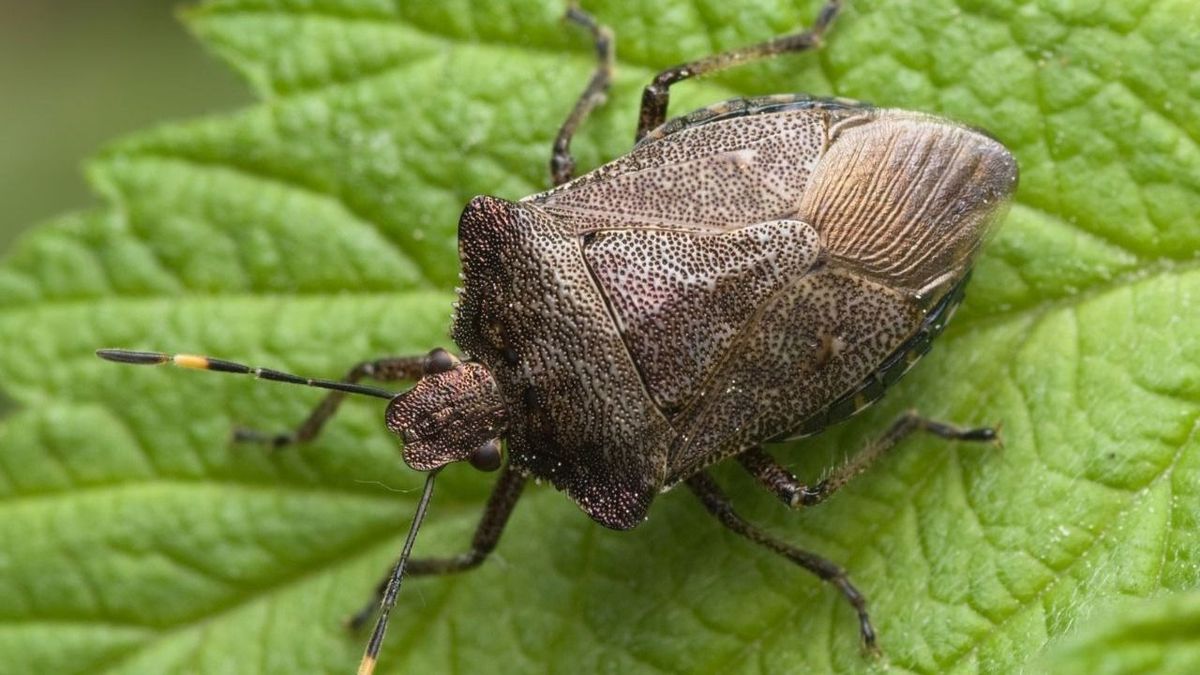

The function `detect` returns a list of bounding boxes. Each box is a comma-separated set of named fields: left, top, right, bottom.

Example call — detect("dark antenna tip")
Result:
left=95, top=348, right=396, bottom=399
left=96, top=349, right=170, bottom=365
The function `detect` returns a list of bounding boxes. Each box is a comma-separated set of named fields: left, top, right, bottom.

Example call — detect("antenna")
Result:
left=96, top=349, right=396, bottom=400
left=358, top=468, right=441, bottom=675
left=98, top=347, right=439, bottom=672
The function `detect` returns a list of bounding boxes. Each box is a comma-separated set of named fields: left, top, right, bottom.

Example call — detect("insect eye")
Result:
left=423, top=348, right=459, bottom=375
left=468, top=438, right=503, bottom=472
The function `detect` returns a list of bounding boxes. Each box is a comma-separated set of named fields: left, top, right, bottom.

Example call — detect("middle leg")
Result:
left=636, top=0, right=844, bottom=140
left=347, top=465, right=528, bottom=630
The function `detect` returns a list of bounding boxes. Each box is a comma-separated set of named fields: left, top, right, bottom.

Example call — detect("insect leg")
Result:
left=550, top=4, right=616, bottom=186
left=346, top=465, right=528, bottom=631
left=234, top=350, right=457, bottom=448
left=739, top=412, right=999, bottom=508
left=635, top=0, right=843, bottom=140
left=685, top=471, right=877, bottom=651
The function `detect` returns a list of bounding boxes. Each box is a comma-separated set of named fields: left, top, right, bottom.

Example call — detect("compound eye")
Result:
left=423, top=348, right=459, bottom=375
left=468, top=438, right=503, bottom=472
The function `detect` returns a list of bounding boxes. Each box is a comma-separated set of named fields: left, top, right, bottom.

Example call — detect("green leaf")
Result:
left=1, top=0, right=1198, bottom=673
left=1034, top=591, right=1200, bottom=675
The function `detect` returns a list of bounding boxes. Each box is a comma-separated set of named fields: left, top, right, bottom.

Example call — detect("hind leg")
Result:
left=738, top=411, right=999, bottom=508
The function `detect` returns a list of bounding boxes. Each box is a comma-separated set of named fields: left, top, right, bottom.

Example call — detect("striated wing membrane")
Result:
left=799, top=113, right=1018, bottom=295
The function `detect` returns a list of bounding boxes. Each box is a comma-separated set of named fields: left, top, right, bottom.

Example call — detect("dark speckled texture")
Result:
left=437, top=97, right=1016, bottom=530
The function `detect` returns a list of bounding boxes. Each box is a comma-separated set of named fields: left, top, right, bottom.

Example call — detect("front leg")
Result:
left=347, top=466, right=528, bottom=630
left=234, top=349, right=460, bottom=448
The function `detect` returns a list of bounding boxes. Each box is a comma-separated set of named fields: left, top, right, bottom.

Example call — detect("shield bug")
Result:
left=97, top=0, right=1018, bottom=671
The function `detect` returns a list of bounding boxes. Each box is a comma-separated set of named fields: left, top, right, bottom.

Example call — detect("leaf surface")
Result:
left=1, top=0, right=1198, bottom=673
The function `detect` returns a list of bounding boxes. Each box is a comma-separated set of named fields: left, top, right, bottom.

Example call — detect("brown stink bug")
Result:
left=97, top=0, right=1018, bottom=671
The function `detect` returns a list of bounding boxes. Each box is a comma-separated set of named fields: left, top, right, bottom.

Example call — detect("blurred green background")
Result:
left=0, top=0, right=250, bottom=254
